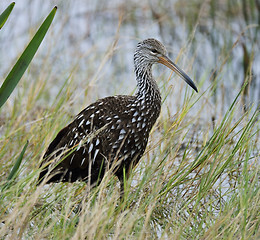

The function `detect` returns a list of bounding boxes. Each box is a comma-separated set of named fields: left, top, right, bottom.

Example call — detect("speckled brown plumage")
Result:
left=38, top=38, right=198, bottom=195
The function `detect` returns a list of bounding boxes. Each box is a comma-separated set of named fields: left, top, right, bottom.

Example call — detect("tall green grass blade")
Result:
left=0, top=2, right=15, bottom=29
left=0, top=6, right=57, bottom=109
left=7, top=140, right=29, bottom=181
left=1, top=140, right=29, bottom=191
left=158, top=84, right=250, bottom=199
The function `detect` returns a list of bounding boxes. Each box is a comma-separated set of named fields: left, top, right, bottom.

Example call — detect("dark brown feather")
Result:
left=38, top=95, right=160, bottom=186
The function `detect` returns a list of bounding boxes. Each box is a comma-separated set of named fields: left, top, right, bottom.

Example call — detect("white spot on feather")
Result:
left=88, top=143, right=93, bottom=153
left=81, top=158, right=86, bottom=166
left=93, top=149, right=99, bottom=164
left=118, top=135, right=124, bottom=141
left=77, top=114, right=84, bottom=119
left=76, top=140, right=83, bottom=151
left=69, top=140, right=74, bottom=146
left=120, top=129, right=126, bottom=135
left=70, top=154, right=75, bottom=165
left=79, top=119, right=84, bottom=127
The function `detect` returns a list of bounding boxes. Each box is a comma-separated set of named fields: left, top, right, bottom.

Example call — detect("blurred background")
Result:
left=0, top=0, right=259, bottom=120
left=0, top=1, right=259, bottom=238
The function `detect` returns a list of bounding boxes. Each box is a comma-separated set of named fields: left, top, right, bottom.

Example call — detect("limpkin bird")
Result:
left=38, top=38, right=198, bottom=196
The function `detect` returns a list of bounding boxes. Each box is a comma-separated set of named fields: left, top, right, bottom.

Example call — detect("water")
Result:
left=1, top=1, right=259, bottom=116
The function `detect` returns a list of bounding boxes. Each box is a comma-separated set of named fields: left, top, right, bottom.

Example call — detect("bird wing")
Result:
left=38, top=95, right=136, bottom=183
left=41, top=101, right=105, bottom=163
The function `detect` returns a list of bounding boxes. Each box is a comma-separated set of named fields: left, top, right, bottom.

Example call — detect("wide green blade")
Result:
left=0, top=2, right=15, bottom=29
left=0, top=6, right=57, bottom=108
left=7, top=140, right=29, bottom=181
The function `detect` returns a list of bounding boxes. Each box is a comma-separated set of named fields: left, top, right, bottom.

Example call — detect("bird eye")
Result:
left=151, top=49, right=158, bottom=54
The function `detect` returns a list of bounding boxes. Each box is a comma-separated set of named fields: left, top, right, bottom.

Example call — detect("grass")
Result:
left=0, top=0, right=259, bottom=239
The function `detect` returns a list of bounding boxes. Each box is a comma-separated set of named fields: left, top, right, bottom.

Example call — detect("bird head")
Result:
left=134, top=38, right=198, bottom=92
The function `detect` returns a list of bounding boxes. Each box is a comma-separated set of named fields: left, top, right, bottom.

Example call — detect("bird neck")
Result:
left=135, top=65, right=161, bottom=104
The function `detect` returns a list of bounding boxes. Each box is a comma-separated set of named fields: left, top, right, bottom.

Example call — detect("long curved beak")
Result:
left=158, top=56, right=198, bottom=92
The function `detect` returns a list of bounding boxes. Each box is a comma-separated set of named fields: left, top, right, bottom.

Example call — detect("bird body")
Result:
left=39, top=94, right=160, bottom=185
left=38, top=39, right=197, bottom=194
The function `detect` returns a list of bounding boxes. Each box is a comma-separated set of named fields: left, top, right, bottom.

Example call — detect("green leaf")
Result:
left=0, top=6, right=57, bottom=109
left=0, top=2, right=15, bottom=29
left=7, top=140, right=29, bottom=181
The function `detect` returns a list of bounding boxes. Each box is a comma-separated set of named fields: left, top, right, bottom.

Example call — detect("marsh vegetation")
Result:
left=0, top=0, right=259, bottom=239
